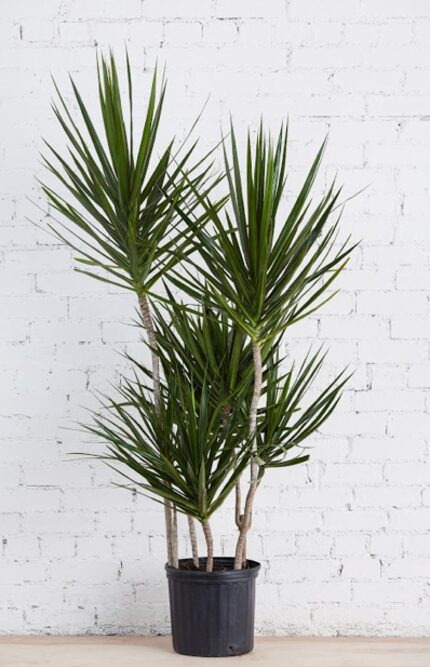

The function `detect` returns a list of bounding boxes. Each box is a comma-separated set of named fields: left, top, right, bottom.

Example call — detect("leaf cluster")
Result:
left=172, top=121, right=356, bottom=342
left=42, top=51, right=213, bottom=295
left=85, top=360, right=251, bottom=521
left=152, top=287, right=254, bottom=406
left=257, top=349, right=350, bottom=470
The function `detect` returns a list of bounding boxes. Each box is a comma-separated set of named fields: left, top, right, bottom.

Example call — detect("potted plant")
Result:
left=41, top=53, right=355, bottom=657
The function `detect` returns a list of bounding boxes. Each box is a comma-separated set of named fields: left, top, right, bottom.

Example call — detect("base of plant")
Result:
left=166, top=557, right=260, bottom=657
left=178, top=557, right=253, bottom=572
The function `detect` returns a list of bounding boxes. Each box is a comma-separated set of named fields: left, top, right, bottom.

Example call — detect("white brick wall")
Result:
left=1, top=0, right=430, bottom=637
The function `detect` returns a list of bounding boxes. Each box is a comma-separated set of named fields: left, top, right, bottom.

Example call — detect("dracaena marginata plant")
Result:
left=41, top=52, right=355, bottom=573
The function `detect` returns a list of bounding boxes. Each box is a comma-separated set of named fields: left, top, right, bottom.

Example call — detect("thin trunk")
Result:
left=138, top=294, right=176, bottom=566
left=242, top=525, right=249, bottom=565
left=188, top=515, right=199, bottom=568
left=249, top=342, right=262, bottom=484
left=221, top=400, right=244, bottom=550
left=234, top=483, right=258, bottom=569
left=138, top=295, right=161, bottom=413
left=224, top=403, right=243, bottom=534
left=234, top=341, right=262, bottom=570
left=242, top=539, right=247, bottom=565
left=202, top=520, right=214, bottom=573
left=164, top=504, right=173, bottom=566
left=171, top=505, right=178, bottom=569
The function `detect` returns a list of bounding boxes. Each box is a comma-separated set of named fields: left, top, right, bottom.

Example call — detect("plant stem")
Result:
left=138, top=294, right=176, bottom=567
left=233, top=483, right=258, bottom=569
left=242, top=539, right=247, bottom=565
left=163, top=505, right=174, bottom=566
left=234, top=341, right=262, bottom=570
left=223, top=401, right=244, bottom=539
left=201, top=520, right=214, bottom=573
left=249, top=341, right=262, bottom=484
left=224, top=401, right=243, bottom=533
left=188, top=515, right=199, bottom=568
left=171, top=505, right=178, bottom=569
left=138, top=295, right=161, bottom=413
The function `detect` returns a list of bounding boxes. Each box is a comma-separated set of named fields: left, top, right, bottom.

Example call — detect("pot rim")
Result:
left=165, top=556, right=261, bottom=581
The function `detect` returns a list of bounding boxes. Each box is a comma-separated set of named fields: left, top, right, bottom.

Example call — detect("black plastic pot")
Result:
left=165, top=557, right=260, bottom=657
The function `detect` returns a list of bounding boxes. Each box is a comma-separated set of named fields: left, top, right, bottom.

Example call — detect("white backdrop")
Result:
left=1, top=0, right=430, bottom=636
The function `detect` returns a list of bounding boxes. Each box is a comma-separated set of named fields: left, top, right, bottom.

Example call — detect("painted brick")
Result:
left=340, top=555, right=381, bottom=580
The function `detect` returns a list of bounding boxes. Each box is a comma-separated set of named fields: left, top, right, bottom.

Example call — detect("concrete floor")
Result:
left=0, top=636, right=429, bottom=667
